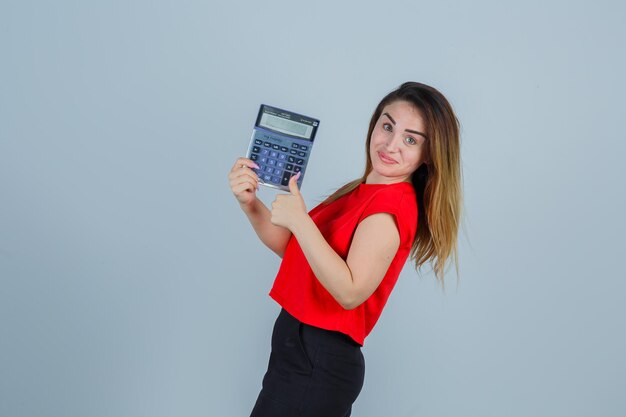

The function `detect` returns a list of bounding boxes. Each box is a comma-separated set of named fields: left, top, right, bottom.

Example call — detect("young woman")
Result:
left=228, top=82, right=462, bottom=417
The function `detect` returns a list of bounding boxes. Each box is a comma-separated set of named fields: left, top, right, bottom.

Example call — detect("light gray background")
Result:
left=1, top=1, right=625, bottom=416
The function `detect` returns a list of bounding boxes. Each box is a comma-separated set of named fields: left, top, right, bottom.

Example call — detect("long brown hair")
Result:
left=322, top=82, right=463, bottom=287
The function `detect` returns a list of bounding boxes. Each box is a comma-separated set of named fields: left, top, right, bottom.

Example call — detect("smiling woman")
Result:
left=228, top=81, right=463, bottom=417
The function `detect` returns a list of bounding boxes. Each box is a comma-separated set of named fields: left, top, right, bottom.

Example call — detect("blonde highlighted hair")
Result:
left=323, top=82, right=463, bottom=287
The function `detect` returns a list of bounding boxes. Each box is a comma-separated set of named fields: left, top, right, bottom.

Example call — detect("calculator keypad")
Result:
left=249, top=139, right=309, bottom=188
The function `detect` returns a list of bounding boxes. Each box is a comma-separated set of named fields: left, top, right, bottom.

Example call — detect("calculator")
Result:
left=246, top=104, right=319, bottom=191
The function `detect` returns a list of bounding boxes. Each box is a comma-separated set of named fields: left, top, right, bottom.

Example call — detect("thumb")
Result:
left=289, top=172, right=301, bottom=195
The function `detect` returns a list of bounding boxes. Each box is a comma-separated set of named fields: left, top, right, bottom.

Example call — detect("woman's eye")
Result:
left=382, top=123, right=392, bottom=132
left=405, top=136, right=417, bottom=145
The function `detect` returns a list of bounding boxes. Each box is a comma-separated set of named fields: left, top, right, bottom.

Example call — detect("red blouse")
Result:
left=269, top=181, right=418, bottom=345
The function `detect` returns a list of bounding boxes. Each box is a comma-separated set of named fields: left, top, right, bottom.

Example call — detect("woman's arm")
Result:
left=271, top=175, right=400, bottom=309
left=229, top=157, right=292, bottom=257
left=241, top=197, right=292, bottom=257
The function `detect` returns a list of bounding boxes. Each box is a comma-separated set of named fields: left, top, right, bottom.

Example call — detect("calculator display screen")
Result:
left=258, top=105, right=317, bottom=140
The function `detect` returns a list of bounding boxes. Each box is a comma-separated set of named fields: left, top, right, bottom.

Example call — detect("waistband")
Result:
left=279, top=308, right=361, bottom=349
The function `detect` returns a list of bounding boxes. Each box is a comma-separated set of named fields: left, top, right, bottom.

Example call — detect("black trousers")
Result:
left=250, top=309, right=365, bottom=417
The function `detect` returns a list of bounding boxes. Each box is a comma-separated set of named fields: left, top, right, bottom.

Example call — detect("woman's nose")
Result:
left=385, top=133, right=401, bottom=151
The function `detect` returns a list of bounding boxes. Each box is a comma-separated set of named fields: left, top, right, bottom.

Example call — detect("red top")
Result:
left=269, top=181, right=418, bottom=345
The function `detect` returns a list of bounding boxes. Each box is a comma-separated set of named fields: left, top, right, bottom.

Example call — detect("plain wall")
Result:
left=1, top=0, right=625, bottom=416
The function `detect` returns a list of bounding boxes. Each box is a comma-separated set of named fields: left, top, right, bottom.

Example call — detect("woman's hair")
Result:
left=322, top=81, right=463, bottom=287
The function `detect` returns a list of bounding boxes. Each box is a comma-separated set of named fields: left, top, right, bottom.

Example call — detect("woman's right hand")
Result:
left=228, top=157, right=261, bottom=207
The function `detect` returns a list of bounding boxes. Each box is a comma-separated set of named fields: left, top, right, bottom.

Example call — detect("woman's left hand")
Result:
left=270, top=172, right=308, bottom=231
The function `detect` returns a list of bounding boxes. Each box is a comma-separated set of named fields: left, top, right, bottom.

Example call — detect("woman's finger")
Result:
left=231, top=157, right=260, bottom=172
left=231, top=176, right=258, bottom=192
left=229, top=170, right=259, bottom=185
left=232, top=177, right=259, bottom=195
left=288, top=172, right=301, bottom=196
left=232, top=182, right=254, bottom=194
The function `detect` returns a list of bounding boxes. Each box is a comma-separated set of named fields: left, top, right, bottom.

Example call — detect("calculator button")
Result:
left=254, top=139, right=262, bottom=145
left=268, top=159, right=276, bottom=166
left=250, top=154, right=258, bottom=161
left=260, top=157, right=268, bottom=164
left=261, top=149, right=270, bottom=156
left=290, top=149, right=297, bottom=155
left=291, top=143, right=299, bottom=149
left=296, top=158, right=304, bottom=165
left=277, top=161, right=285, bottom=169
left=270, top=151, right=278, bottom=158
left=278, top=154, right=287, bottom=161
left=288, top=156, right=295, bottom=163
left=281, top=172, right=293, bottom=186
left=300, top=145, right=308, bottom=151
left=264, top=142, right=271, bottom=147
left=293, top=166, right=302, bottom=173
left=280, top=146, right=288, bottom=152
left=252, top=146, right=260, bottom=153
left=265, top=166, right=274, bottom=173
left=286, top=163, right=294, bottom=170
left=271, top=144, right=278, bottom=150
left=263, top=174, right=272, bottom=181
left=271, top=176, right=280, bottom=183
left=298, top=151, right=306, bottom=157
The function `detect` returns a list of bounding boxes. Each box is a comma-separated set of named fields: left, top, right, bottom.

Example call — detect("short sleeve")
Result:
left=359, top=191, right=401, bottom=221
left=357, top=187, right=417, bottom=247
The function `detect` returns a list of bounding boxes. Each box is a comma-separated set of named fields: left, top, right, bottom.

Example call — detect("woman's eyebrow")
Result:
left=406, top=129, right=428, bottom=139
left=383, top=112, right=427, bottom=139
left=383, top=112, right=396, bottom=125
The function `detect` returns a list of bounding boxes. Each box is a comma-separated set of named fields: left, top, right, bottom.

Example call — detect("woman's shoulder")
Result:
left=357, top=181, right=416, bottom=217
left=360, top=181, right=416, bottom=204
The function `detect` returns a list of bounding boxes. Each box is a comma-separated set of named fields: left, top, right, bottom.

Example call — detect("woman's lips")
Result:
left=378, top=152, right=398, bottom=164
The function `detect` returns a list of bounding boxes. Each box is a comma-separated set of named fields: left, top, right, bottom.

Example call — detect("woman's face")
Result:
left=367, top=100, right=429, bottom=184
